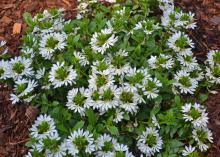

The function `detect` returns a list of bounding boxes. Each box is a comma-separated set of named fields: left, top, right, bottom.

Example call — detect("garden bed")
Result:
left=0, top=0, right=220, bottom=156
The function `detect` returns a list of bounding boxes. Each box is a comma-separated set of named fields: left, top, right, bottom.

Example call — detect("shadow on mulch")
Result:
left=0, top=0, right=220, bottom=156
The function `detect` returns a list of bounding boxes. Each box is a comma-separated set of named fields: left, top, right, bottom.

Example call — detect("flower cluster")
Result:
left=0, top=0, right=216, bottom=156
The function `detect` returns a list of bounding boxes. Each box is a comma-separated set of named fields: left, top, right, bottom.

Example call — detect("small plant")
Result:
left=0, top=0, right=219, bottom=156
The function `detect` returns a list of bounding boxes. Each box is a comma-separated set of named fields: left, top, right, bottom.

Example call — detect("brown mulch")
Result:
left=0, top=0, right=220, bottom=156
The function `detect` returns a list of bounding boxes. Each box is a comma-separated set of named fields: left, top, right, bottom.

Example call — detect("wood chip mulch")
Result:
left=0, top=0, right=220, bottom=156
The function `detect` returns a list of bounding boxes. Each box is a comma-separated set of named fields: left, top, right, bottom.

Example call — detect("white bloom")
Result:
left=113, top=109, right=124, bottom=123
left=134, top=20, right=160, bottom=35
left=114, top=143, right=134, bottom=157
left=106, top=49, right=130, bottom=76
left=91, top=60, right=114, bottom=75
left=49, top=62, right=77, bottom=88
left=137, top=127, right=163, bottom=156
left=152, top=115, right=160, bottom=129
left=22, top=48, right=35, bottom=58
left=97, top=85, right=119, bottom=112
left=141, top=77, right=162, bottom=99
left=105, top=0, right=116, bottom=3
left=90, top=28, right=118, bottom=54
left=74, top=51, right=89, bottom=66
left=206, top=50, right=220, bottom=67
left=192, top=127, right=213, bottom=152
left=36, top=67, right=46, bottom=79
left=125, top=67, right=150, bottom=90
left=45, top=140, right=67, bottom=157
left=177, top=53, right=198, bottom=71
left=88, top=72, right=114, bottom=90
left=176, top=11, right=197, bottom=29
left=148, top=54, right=174, bottom=69
left=116, top=86, right=141, bottom=114
left=9, top=56, right=34, bottom=80
left=66, top=129, right=95, bottom=156
left=182, top=145, right=196, bottom=156
left=30, top=114, right=57, bottom=140
left=0, top=40, right=8, bottom=55
left=167, top=31, right=194, bottom=55
left=181, top=103, right=208, bottom=128
left=10, top=78, right=37, bottom=104
left=206, top=65, right=220, bottom=84
left=66, top=87, right=90, bottom=116
left=173, top=70, right=198, bottom=94
left=39, top=32, right=66, bottom=59
left=0, top=60, right=10, bottom=80
left=95, top=134, right=118, bottom=157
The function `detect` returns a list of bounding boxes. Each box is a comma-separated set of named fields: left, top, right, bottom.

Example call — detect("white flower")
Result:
left=49, top=62, right=77, bottom=88
left=116, top=86, right=141, bottom=114
left=36, top=67, right=46, bottom=79
left=181, top=103, right=208, bottom=128
left=0, top=40, right=8, bottom=55
left=176, top=11, right=197, bottom=29
left=90, top=28, right=118, bottom=54
left=167, top=31, right=194, bottom=55
left=206, top=50, right=220, bottom=67
left=148, top=54, right=174, bottom=69
left=0, top=60, right=10, bottom=80
left=9, top=56, right=34, bottom=80
left=182, top=145, right=196, bottom=156
left=39, top=32, right=66, bottom=59
left=22, top=48, right=35, bottom=58
left=137, top=127, right=163, bottom=156
left=105, top=0, right=116, bottom=3
left=30, top=114, right=58, bottom=140
left=66, top=87, right=90, bottom=116
left=106, top=49, right=130, bottom=76
left=88, top=72, right=114, bottom=90
left=114, top=143, right=134, bottom=157
left=66, top=129, right=95, bottom=156
left=206, top=65, right=220, bottom=84
left=134, top=20, right=160, bottom=35
left=10, top=78, right=37, bottom=104
left=173, top=70, right=198, bottom=94
left=74, top=51, right=89, bottom=66
left=97, top=85, right=119, bottom=112
left=45, top=139, right=67, bottom=157
left=91, top=60, right=114, bottom=75
left=95, top=134, right=118, bottom=157
left=192, top=127, right=213, bottom=152
left=152, top=115, right=160, bottom=129
left=113, top=109, right=124, bottom=123
left=141, top=77, right=162, bottom=99
left=125, top=67, right=150, bottom=90
left=177, top=53, right=198, bottom=71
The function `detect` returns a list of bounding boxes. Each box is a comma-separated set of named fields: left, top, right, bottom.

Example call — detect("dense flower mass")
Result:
left=0, top=0, right=217, bottom=156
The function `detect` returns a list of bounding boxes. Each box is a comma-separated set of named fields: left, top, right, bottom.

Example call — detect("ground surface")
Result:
left=0, top=0, right=220, bottom=156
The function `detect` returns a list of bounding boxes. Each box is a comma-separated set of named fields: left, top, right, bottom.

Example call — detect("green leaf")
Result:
left=73, top=121, right=85, bottom=130
left=23, top=12, right=35, bottom=27
left=86, top=109, right=97, bottom=125
left=107, top=126, right=119, bottom=135
left=199, top=93, right=209, bottom=103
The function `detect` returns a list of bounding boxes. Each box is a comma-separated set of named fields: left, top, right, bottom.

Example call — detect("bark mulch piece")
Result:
left=0, top=0, right=77, bottom=156
left=0, top=85, right=39, bottom=157
left=177, top=0, right=220, bottom=157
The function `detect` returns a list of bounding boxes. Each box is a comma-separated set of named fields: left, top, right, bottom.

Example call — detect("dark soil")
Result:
left=0, top=0, right=220, bottom=156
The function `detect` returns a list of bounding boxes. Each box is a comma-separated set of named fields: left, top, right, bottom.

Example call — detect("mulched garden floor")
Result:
left=0, top=0, right=219, bottom=156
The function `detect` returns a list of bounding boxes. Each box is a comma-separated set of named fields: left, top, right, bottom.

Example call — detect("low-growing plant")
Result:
left=0, top=0, right=219, bottom=156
